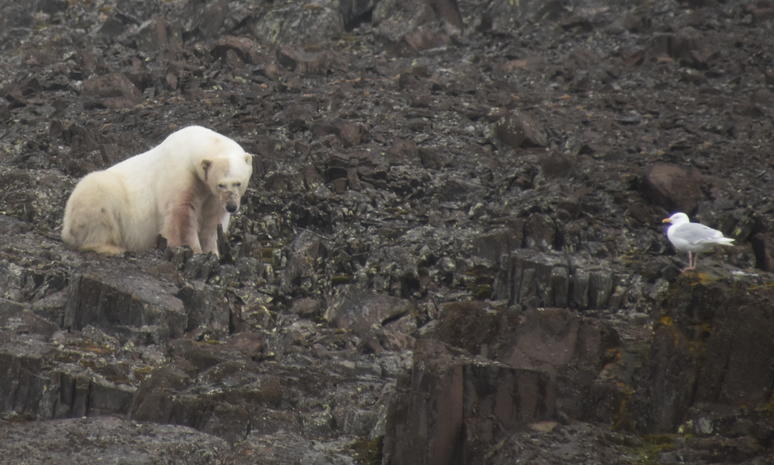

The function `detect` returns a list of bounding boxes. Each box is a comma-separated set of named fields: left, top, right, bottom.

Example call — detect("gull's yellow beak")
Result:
left=662, top=218, right=672, bottom=223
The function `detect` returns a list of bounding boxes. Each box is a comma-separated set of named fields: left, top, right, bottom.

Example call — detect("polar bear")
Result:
left=61, top=125, right=253, bottom=256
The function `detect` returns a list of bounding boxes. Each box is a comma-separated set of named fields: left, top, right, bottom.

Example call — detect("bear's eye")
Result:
left=217, top=183, right=226, bottom=189
left=234, top=182, right=241, bottom=188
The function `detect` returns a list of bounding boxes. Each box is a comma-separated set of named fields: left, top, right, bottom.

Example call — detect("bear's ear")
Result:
left=244, top=153, right=253, bottom=164
left=200, top=159, right=212, bottom=181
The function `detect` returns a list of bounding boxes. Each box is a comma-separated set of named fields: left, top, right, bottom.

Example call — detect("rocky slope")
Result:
left=1, top=0, right=774, bottom=464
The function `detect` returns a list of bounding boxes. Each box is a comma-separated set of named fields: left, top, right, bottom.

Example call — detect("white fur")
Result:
left=61, top=126, right=253, bottom=256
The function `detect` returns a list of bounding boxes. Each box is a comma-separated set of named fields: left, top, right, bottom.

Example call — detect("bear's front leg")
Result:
left=162, top=203, right=202, bottom=253
left=199, top=211, right=229, bottom=256
left=200, top=231, right=218, bottom=255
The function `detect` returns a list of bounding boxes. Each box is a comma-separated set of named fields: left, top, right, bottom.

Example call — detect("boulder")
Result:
left=641, top=163, right=704, bottom=213
left=82, top=73, right=143, bottom=109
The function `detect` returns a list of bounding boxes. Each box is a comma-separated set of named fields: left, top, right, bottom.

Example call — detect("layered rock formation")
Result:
left=1, top=0, right=773, bottom=464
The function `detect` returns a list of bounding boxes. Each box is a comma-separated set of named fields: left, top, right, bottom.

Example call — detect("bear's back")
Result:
left=162, top=126, right=246, bottom=165
left=106, top=126, right=246, bottom=177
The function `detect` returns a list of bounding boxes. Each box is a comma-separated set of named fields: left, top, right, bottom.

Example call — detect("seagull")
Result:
left=662, top=212, right=734, bottom=271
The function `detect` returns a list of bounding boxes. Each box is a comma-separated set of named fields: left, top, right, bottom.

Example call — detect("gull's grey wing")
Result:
left=678, top=223, right=725, bottom=244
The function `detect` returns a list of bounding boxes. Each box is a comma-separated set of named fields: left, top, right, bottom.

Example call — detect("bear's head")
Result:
left=198, top=153, right=253, bottom=213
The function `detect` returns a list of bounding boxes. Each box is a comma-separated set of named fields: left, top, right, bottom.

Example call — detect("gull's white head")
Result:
left=662, top=212, right=689, bottom=225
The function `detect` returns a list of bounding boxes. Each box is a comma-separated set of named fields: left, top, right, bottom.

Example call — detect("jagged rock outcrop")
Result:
left=383, top=339, right=555, bottom=465
left=494, top=249, right=627, bottom=310
left=643, top=274, right=774, bottom=435
left=1, top=0, right=774, bottom=464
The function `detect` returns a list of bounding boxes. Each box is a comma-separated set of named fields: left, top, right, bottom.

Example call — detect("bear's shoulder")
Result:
left=161, top=126, right=246, bottom=163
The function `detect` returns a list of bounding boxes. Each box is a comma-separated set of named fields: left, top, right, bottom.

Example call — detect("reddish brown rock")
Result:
left=751, top=231, right=774, bottom=272
left=383, top=339, right=555, bottom=465
left=641, top=162, right=704, bottom=213
left=82, top=73, right=142, bottom=109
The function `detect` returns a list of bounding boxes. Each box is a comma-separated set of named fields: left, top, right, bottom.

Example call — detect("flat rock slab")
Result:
left=0, top=416, right=228, bottom=465
left=64, top=263, right=186, bottom=345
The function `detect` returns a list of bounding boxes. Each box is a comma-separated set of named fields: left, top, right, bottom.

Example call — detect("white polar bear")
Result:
left=61, top=125, right=253, bottom=256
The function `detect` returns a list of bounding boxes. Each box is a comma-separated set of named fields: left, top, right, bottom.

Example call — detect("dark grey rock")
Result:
left=494, top=111, right=549, bottom=149
left=132, top=16, right=183, bottom=54
left=0, top=331, right=138, bottom=420
left=247, top=0, right=345, bottom=45
left=177, top=281, right=231, bottom=337
left=0, top=416, right=228, bottom=465
left=2, top=0, right=774, bottom=463
left=281, top=229, right=328, bottom=295
left=373, top=0, right=464, bottom=53
left=325, top=287, right=416, bottom=352
left=496, top=249, right=625, bottom=311
left=63, top=265, right=186, bottom=345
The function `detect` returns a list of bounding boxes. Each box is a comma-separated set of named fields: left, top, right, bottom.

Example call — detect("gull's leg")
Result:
left=682, top=251, right=694, bottom=272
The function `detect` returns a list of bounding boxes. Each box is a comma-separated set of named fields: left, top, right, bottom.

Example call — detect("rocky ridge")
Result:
left=1, top=0, right=774, bottom=464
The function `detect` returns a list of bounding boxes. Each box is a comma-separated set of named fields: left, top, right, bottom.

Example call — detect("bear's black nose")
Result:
left=226, top=203, right=237, bottom=213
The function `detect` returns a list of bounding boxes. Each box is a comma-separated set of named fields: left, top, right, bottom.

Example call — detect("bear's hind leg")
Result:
left=64, top=207, right=126, bottom=254
left=62, top=172, right=128, bottom=255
